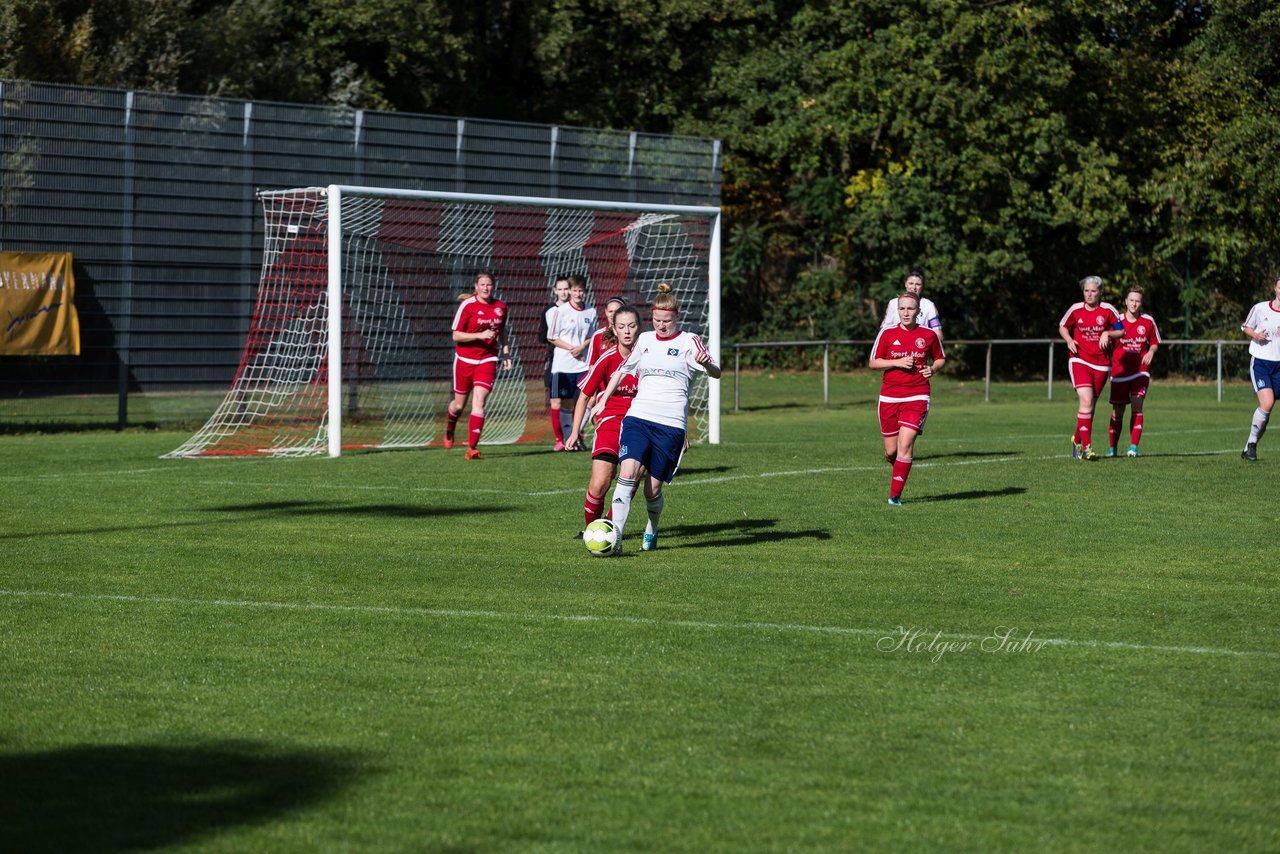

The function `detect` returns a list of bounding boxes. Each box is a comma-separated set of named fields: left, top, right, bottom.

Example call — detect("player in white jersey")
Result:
left=1240, top=276, right=1280, bottom=460
left=590, top=283, right=720, bottom=555
left=880, top=268, right=942, bottom=341
left=541, top=276, right=571, bottom=449
left=547, top=274, right=597, bottom=449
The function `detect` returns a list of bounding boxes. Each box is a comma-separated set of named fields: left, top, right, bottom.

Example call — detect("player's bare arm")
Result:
left=695, top=349, right=722, bottom=379
left=590, top=369, right=625, bottom=420
left=869, top=355, right=915, bottom=372
left=1059, top=326, right=1079, bottom=355
left=567, top=392, right=590, bottom=449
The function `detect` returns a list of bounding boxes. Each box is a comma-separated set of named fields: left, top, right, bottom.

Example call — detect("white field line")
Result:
left=2, top=588, right=1276, bottom=661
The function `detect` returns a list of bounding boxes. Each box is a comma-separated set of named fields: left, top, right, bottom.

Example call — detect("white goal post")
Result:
left=166, top=184, right=721, bottom=458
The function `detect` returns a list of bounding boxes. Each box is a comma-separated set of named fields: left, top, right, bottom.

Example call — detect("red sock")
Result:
left=1108, top=411, right=1123, bottom=449
left=550, top=409, right=564, bottom=442
left=1130, top=411, right=1144, bottom=447
left=1076, top=415, right=1092, bottom=448
left=890, top=458, right=913, bottom=499
left=584, top=492, right=605, bottom=526
left=468, top=413, right=485, bottom=450
left=445, top=409, right=460, bottom=441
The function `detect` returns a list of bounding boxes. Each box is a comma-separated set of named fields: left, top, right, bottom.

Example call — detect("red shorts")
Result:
left=1109, top=374, right=1150, bottom=404
left=591, top=413, right=624, bottom=461
left=1068, top=358, right=1109, bottom=395
left=453, top=357, right=497, bottom=396
left=879, top=398, right=930, bottom=437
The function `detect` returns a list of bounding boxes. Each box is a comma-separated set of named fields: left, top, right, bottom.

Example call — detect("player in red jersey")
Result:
left=567, top=305, right=641, bottom=528
left=1101, top=286, right=1160, bottom=457
left=869, top=292, right=945, bottom=505
left=446, top=271, right=512, bottom=460
left=1058, top=275, right=1120, bottom=461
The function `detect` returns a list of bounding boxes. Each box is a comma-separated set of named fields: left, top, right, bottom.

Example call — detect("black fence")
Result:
left=0, top=79, right=721, bottom=427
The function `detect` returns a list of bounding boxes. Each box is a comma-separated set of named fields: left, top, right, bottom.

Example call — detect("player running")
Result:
left=446, top=271, right=512, bottom=460
left=1059, top=275, right=1120, bottom=461
left=567, top=305, right=641, bottom=530
left=869, top=292, right=945, bottom=505
left=1101, top=287, right=1160, bottom=458
left=1240, top=276, right=1280, bottom=461
left=590, top=283, right=720, bottom=554
left=547, top=274, right=597, bottom=451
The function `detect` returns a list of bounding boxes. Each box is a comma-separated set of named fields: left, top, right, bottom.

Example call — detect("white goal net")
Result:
left=165, top=185, right=720, bottom=458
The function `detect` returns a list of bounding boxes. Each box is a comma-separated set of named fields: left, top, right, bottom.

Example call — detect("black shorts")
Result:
left=551, top=371, right=585, bottom=399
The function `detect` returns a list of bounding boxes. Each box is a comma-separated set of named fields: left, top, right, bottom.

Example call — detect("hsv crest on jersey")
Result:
left=667, top=348, right=679, bottom=355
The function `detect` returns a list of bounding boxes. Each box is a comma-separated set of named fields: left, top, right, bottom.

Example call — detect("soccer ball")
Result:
left=582, top=518, right=618, bottom=557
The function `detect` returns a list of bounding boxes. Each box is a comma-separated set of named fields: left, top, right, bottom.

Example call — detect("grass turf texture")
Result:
left=2, top=372, right=1278, bottom=851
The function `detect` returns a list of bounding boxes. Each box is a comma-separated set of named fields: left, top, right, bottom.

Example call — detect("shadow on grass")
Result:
left=674, top=464, right=735, bottom=475
left=921, top=450, right=1020, bottom=460
left=0, top=741, right=364, bottom=853
left=0, top=503, right=505, bottom=540
left=913, top=486, right=1027, bottom=503
left=729, top=402, right=807, bottom=412
left=649, top=517, right=832, bottom=549
left=201, top=500, right=506, bottom=519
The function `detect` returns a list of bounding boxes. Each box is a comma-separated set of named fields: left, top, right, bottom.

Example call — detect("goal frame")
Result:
left=321, top=184, right=722, bottom=457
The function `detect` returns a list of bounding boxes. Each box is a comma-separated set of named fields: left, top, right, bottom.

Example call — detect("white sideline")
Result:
left=2, top=588, right=1276, bottom=661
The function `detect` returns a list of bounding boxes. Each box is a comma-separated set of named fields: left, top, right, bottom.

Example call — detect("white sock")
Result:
left=1249, top=408, right=1270, bottom=445
left=611, top=477, right=637, bottom=537
left=644, top=491, right=664, bottom=536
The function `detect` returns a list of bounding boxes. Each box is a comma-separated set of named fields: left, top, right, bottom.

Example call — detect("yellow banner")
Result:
left=0, top=251, right=80, bottom=356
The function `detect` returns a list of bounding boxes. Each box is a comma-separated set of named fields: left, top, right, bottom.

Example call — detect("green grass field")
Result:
left=3, top=372, right=1278, bottom=851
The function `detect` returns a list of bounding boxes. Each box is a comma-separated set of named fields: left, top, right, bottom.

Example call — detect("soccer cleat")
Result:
left=610, top=535, right=623, bottom=557
left=1106, top=447, right=1117, bottom=458
left=573, top=530, right=584, bottom=540
left=1082, top=445, right=1099, bottom=462
left=1242, top=443, right=1258, bottom=462
left=553, top=439, right=565, bottom=452
left=885, top=453, right=896, bottom=464
left=1127, top=444, right=1140, bottom=458
left=1071, top=440, right=1083, bottom=460
left=464, top=448, right=481, bottom=460
left=443, top=435, right=454, bottom=449
left=887, top=496, right=903, bottom=506
left=642, top=533, right=657, bottom=551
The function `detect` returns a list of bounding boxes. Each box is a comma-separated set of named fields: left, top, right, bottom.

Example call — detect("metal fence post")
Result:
left=984, top=342, right=993, bottom=402
left=117, top=91, right=136, bottom=429
left=823, top=342, right=830, bottom=405
left=1217, top=341, right=1223, bottom=402
left=1047, top=342, right=1054, bottom=401
left=734, top=346, right=740, bottom=411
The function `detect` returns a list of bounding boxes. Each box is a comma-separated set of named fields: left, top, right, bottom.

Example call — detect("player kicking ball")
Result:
left=869, top=292, right=945, bottom=505
left=589, top=283, right=720, bottom=554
